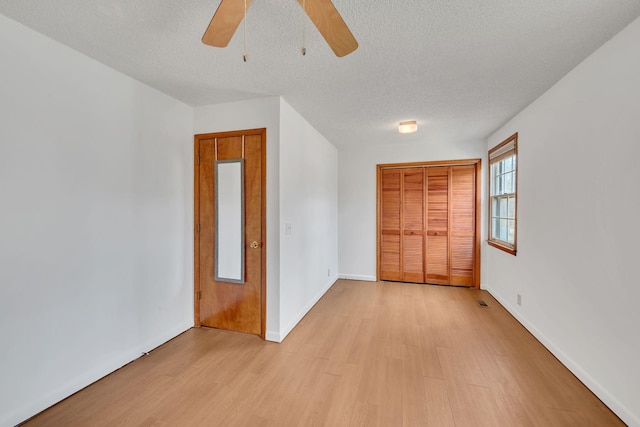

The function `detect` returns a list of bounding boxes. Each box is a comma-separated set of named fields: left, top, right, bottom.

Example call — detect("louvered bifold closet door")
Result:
left=425, top=167, right=450, bottom=285
left=402, top=168, right=425, bottom=282
left=380, top=170, right=402, bottom=281
left=450, top=165, right=476, bottom=286
left=378, top=161, right=478, bottom=287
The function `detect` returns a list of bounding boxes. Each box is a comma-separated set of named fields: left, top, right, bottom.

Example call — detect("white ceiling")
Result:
left=2, top=1, right=640, bottom=148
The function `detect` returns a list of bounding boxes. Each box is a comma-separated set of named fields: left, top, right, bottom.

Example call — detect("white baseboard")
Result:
left=4, top=321, right=193, bottom=427
left=265, top=330, right=281, bottom=343
left=274, top=276, right=338, bottom=343
left=485, top=287, right=639, bottom=427
left=338, top=274, right=377, bottom=282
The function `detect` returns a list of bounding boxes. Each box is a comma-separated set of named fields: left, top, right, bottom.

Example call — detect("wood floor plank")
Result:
left=21, top=280, right=625, bottom=427
left=324, top=364, right=364, bottom=426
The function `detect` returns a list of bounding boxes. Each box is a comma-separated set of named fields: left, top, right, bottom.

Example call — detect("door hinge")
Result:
left=197, top=290, right=202, bottom=300
left=196, top=224, right=200, bottom=233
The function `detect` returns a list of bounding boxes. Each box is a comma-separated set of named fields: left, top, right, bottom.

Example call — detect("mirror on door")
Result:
left=215, top=159, right=245, bottom=283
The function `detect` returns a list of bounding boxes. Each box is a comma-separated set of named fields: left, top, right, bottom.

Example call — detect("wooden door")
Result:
left=380, top=169, right=402, bottom=281
left=425, top=167, right=450, bottom=285
left=194, top=129, right=266, bottom=337
left=450, top=165, right=476, bottom=286
left=377, top=160, right=480, bottom=288
left=402, top=168, right=426, bottom=283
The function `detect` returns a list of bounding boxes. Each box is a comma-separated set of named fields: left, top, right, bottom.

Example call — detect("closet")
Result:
left=377, top=160, right=480, bottom=287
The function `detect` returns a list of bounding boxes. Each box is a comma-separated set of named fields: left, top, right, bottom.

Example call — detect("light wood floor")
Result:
left=23, top=280, right=623, bottom=426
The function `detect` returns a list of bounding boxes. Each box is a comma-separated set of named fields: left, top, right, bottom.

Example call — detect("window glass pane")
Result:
left=500, top=219, right=508, bottom=241
left=499, top=197, right=508, bottom=218
left=492, top=198, right=498, bottom=218
left=492, top=218, right=500, bottom=239
left=503, top=157, right=512, bottom=173
left=507, top=219, right=515, bottom=244
left=505, top=171, right=512, bottom=194
left=508, top=196, right=516, bottom=219
left=490, top=164, right=496, bottom=195
left=491, top=168, right=496, bottom=195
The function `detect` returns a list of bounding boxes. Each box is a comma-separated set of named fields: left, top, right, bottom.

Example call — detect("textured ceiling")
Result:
left=2, top=1, right=640, bottom=148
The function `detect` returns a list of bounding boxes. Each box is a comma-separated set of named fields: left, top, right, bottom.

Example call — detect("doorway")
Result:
left=376, top=159, right=481, bottom=288
left=194, top=129, right=266, bottom=337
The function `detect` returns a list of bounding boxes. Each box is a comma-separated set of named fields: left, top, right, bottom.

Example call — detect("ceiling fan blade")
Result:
left=298, top=0, right=358, bottom=57
left=202, top=0, right=253, bottom=47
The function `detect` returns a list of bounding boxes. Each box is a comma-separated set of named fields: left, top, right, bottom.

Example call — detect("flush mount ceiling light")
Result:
left=398, top=120, right=418, bottom=134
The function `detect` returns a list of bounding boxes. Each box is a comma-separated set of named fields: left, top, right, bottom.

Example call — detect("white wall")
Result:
left=278, top=99, right=339, bottom=341
left=0, top=15, right=194, bottom=427
left=486, top=16, right=640, bottom=427
left=194, top=97, right=282, bottom=339
left=338, top=138, right=487, bottom=283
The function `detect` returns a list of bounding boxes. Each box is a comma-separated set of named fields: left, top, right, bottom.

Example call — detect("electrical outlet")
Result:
left=517, top=294, right=522, bottom=306
left=327, top=268, right=331, bottom=277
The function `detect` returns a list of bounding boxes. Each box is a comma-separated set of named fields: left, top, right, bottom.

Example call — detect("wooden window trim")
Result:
left=487, top=239, right=516, bottom=255
left=488, top=132, right=518, bottom=256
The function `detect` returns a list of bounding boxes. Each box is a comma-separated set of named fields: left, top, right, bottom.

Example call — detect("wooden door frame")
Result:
left=194, top=128, right=267, bottom=338
left=376, top=158, right=482, bottom=288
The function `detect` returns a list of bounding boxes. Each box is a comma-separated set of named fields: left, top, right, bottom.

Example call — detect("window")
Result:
left=488, top=133, right=517, bottom=255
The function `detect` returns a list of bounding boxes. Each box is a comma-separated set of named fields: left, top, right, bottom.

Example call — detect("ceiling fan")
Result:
left=202, top=0, right=358, bottom=57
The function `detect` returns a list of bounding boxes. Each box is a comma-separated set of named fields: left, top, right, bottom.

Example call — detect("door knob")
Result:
left=250, top=241, right=260, bottom=249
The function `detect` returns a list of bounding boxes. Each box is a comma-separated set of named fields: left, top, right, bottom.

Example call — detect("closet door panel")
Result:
left=426, top=167, right=449, bottom=284
left=380, top=170, right=402, bottom=281
left=381, top=234, right=401, bottom=280
left=402, top=169, right=425, bottom=282
left=381, top=170, right=401, bottom=230
left=450, top=165, right=476, bottom=286
left=403, top=235, right=424, bottom=282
